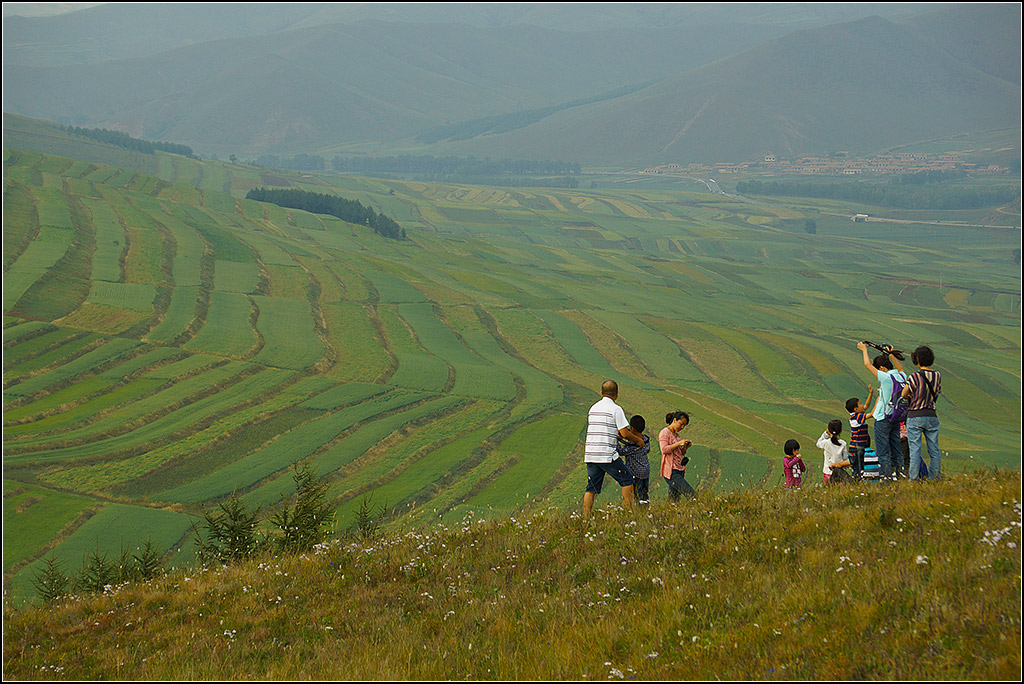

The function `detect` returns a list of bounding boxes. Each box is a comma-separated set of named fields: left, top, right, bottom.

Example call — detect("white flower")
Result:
left=916, top=555, right=928, bottom=565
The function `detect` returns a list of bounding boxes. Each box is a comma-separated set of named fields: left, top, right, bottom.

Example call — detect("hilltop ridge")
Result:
left=3, top=472, right=1021, bottom=680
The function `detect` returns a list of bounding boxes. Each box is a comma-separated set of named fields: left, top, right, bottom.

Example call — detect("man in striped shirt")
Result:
left=584, top=380, right=643, bottom=516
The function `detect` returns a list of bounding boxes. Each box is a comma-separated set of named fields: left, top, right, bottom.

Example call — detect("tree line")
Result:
left=890, top=169, right=968, bottom=185
left=736, top=179, right=1019, bottom=210
left=245, top=187, right=405, bottom=240
left=252, top=154, right=580, bottom=178
left=443, top=175, right=580, bottom=188
left=63, top=125, right=195, bottom=157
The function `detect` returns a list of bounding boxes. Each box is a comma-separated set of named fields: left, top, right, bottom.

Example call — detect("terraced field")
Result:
left=3, top=128, right=1021, bottom=602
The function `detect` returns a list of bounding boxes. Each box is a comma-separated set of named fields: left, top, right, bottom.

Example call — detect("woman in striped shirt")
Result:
left=901, top=346, right=942, bottom=481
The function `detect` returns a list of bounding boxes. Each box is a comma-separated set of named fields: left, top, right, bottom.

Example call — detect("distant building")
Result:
left=764, top=154, right=776, bottom=163
left=852, top=214, right=868, bottom=222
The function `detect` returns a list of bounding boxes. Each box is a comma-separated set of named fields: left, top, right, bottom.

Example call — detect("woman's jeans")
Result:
left=906, top=416, right=941, bottom=480
left=873, top=418, right=904, bottom=480
left=665, top=470, right=695, bottom=501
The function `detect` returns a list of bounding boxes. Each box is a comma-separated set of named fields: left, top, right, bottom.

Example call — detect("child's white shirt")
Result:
left=817, top=432, right=849, bottom=475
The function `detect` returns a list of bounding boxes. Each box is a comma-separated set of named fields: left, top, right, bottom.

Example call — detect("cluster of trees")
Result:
left=63, top=125, right=195, bottom=157
left=330, top=155, right=581, bottom=177
left=453, top=175, right=579, bottom=188
left=736, top=179, right=1019, bottom=210
left=32, top=464, right=341, bottom=603
left=250, top=153, right=581, bottom=179
left=246, top=187, right=405, bottom=240
left=253, top=153, right=325, bottom=171
left=32, top=541, right=164, bottom=602
left=890, top=169, right=968, bottom=185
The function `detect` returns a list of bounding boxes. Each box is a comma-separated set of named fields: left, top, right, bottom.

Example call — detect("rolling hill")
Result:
left=2, top=2, right=936, bottom=67
left=432, top=13, right=1022, bottom=164
left=1, top=19, right=796, bottom=157
left=2, top=116, right=1020, bottom=603
left=3, top=4, right=1017, bottom=163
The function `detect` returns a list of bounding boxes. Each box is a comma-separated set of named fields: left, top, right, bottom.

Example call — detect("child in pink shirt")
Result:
left=783, top=439, right=805, bottom=488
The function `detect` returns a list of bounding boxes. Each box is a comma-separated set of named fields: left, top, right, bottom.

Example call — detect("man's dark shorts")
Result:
left=586, top=458, right=635, bottom=494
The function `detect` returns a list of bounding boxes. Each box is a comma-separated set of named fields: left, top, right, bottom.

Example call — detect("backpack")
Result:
left=884, top=371, right=909, bottom=423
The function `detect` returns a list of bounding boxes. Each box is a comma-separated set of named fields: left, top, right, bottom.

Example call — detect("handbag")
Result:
left=829, top=467, right=852, bottom=485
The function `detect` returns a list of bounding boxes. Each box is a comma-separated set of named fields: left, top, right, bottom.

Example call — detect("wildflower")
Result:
left=916, top=555, right=928, bottom=565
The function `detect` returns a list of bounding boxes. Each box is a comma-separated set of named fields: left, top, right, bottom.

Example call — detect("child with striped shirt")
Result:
left=617, top=414, right=651, bottom=504
left=846, top=386, right=873, bottom=479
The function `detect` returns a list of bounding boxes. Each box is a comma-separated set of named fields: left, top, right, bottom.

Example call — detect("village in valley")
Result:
left=641, top=150, right=1012, bottom=177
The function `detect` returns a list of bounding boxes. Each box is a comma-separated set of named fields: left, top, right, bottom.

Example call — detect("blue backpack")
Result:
left=884, top=371, right=909, bottom=423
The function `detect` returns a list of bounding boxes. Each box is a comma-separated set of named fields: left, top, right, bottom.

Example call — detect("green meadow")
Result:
left=2, top=132, right=1020, bottom=603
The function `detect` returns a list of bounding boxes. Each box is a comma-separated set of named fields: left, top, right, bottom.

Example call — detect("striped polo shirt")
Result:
left=905, top=369, right=941, bottom=417
left=585, top=396, right=629, bottom=463
left=849, top=411, right=869, bottom=448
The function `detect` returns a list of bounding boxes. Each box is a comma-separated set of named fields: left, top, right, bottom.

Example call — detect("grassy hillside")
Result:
left=2, top=472, right=1020, bottom=679
left=2, top=125, right=1020, bottom=604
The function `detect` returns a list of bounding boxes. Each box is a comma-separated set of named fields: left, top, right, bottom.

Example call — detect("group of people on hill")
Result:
left=582, top=341, right=943, bottom=513
left=582, top=380, right=697, bottom=514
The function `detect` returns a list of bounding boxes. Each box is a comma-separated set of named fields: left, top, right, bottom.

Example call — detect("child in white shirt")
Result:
left=817, top=419, right=851, bottom=485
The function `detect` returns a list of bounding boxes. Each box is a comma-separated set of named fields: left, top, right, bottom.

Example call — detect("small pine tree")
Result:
left=353, top=493, right=387, bottom=542
left=133, top=540, right=164, bottom=581
left=271, top=462, right=334, bottom=553
left=193, top=494, right=263, bottom=564
left=31, top=554, right=70, bottom=603
left=75, top=549, right=116, bottom=594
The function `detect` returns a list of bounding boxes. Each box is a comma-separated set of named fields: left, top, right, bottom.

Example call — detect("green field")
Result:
left=2, top=129, right=1020, bottom=603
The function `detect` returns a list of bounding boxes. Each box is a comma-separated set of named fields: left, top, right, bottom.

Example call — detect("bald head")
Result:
left=601, top=380, right=618, bottom=398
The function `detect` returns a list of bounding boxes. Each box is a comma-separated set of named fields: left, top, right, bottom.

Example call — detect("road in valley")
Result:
left=596, top=170, right=1020, bottom=229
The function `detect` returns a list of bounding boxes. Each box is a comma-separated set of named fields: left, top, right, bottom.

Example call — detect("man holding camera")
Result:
left=857, top=341, right=907, bottom=480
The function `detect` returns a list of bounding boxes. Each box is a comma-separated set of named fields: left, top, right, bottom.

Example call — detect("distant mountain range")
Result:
left=2, top=3, right=1019, bottom=164
left=433, top=10, right=1022, bottom=164
left=2, top=3, right=940, bottom=66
